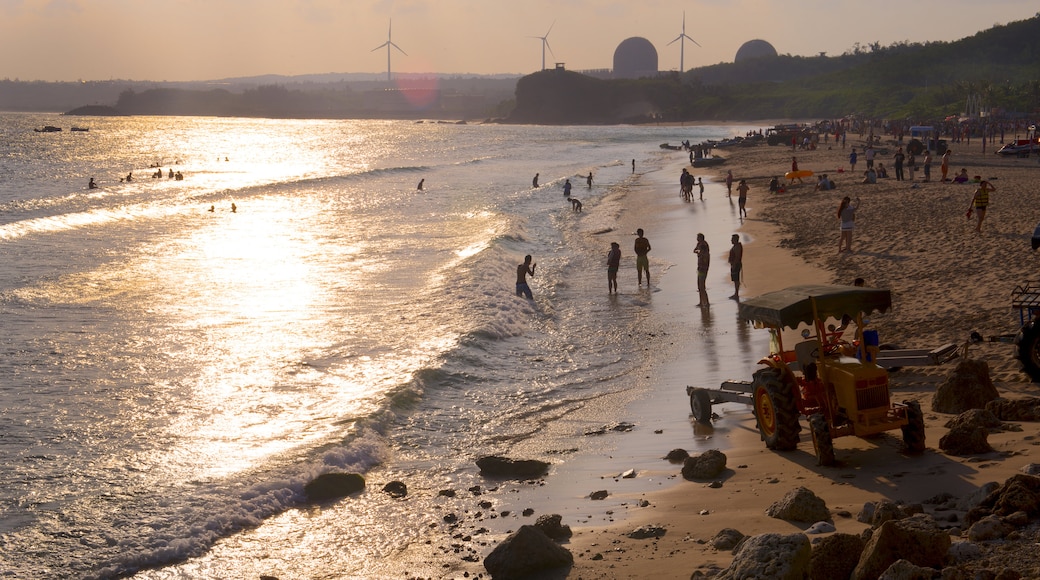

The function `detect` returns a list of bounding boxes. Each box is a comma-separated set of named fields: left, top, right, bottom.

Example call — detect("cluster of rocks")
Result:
left=697, top=480, right=1040, bottom=579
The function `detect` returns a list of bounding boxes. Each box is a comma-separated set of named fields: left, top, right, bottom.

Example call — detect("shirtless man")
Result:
left=634, top=228, right=651, bottom=286
left=515, top=255, right=536, bottom=299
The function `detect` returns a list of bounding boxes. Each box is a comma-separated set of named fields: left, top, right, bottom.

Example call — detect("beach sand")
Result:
left=547, top=134, right=1040, bottom=578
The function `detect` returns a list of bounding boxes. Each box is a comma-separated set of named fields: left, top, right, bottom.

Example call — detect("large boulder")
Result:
left=715, top=533, right=811, bottom=580
left=966, top=473, right=1040, bottom=525
left=944, top=408, right=1002, bottom=431
left=938, top=423, right=992, bottom=455
left=931, top=359, right=998, bottom=414
left=682, top=449, right=727, bottom=480
left=533, top=514, right=572, bottom=540
left=711, top=527, right=745, bottom=551
left=483, top=525, right=573, bottom=579
left=877, top=558, right=941, bottom=579
left=476, top=456, right=550, bottom=478
left=808, top=532, right=864, bottom=580
left=852, top=514, right=950, bottom=580
left=766, top=486, right=831, bottom=523
left=303, top=472, right=365, bottom=502
left=986, top=397, right=1040, bottom=421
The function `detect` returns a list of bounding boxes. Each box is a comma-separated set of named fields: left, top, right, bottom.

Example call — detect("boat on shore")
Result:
left=692, top=156, right=726, bottom=167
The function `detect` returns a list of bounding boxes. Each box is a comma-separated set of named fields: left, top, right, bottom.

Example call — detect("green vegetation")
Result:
left=507, top=14, right=1040, bottom=123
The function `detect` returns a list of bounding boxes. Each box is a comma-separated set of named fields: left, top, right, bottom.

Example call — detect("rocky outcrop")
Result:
left=851, top=514, right=950, bottom=580
left=808, top=532, right=864, bottom=580
left=476, top=456, right=550, bottom=478
left=681, top=449, right=727, bottom=480
left=715, top=533, right=811, bottom=580
left=939, top=423, right=993, bottom=455
left=766, top=486, right=831, bottom=523
left=483, top=525, right=573, bottom=579
left=382, top=480, right=407, bottom=498
left=710, top=528, right=745, bottom=551
left=931, top=359, right=998, bottom=414
left=966, top=474, right=1040, bottom=525
left=986, top=397, right=1040, bottom=421
left=877, top=558, right=941, bottom=579
left=533, top=514, right=571, bottom=540
left=303, top=472, right=365, bottom=502
left=944, top=408, right=1002, bottom=431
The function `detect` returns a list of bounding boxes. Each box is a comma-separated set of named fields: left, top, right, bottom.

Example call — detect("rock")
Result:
left=938, top=424, right=993, bottom=455
left=966, top=474, right=1040, bottom=525
left=303, top=472, right=365, bottom=502
left=966, top=514, right=1009, bottom=541
left=805, top=521, right=836, bottom=534
left=944, top=408, right=1002, bottom=431
left=947, top=540, right=983, bottom=563
left=382, top=480, right=407, bottom=498
left=1021, top=464, right=1040, bottom=476
left=681, top=449, right=727, bottom=480
left=865, top=500, right=912, bottom=528
left=808, top=533, right=863, bottom=580
left=589, top=490, right=608, bottom=500
left=766, top=486, right=831, bottom=523
left=986, top=397, right=1040, bottom=421
left=438, top=489, right=456, bottom=498
left=931, top=359, right=998, bottom=414
left=851, top=514, right=950, bottom=580
left=483, top=525, right=573, bottom=579
left=619, top=468, right=636, bottom=479
left=710, top=528, right=745, bottom=551
left=665, top=448, right=689, bottom=462
left=956, top=482, right=1000, bottom=512
left=626, top=524, right=666, bottom=539
left=534, top=514, right=572, bottom=540
left=877, top=558, right=940, bottom=579
left=476, top=456, right=550, bottom=478
left=716, top=532, right=811, bottom=580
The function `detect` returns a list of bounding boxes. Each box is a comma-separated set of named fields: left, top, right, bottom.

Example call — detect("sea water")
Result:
left=0, top=114, right=757, bottom=578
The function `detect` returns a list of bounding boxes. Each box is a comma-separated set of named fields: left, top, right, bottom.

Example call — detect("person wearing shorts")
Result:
left=728, top=234, right=743, bottom=300
left=634, top=228, right=651, bottom=286
left=516, top=255, right=536, bottom=298
left=606, top=242, right=621, bottom=293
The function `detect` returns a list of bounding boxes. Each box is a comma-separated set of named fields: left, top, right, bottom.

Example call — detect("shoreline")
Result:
left=549, top=135, right=1040, bottom=577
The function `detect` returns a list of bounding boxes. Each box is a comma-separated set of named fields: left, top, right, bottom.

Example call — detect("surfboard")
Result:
left=784, top=170, right=814, bottom=180
left=1032, top=220, right=1040, bottom=250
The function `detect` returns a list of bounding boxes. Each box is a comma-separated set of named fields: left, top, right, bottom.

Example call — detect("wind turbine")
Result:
left=530, top=21, right=555, bottom=71
left=372, top=19, right=407, bottom=82
left=667, top=11, right=701, bottom=73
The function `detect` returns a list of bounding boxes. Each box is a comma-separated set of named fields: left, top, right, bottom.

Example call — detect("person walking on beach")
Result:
left=725, top=170, right=734, bottom=197
left=940, top=149, right=951, bottom=182
left=923, top=150, right=932, bottom=182
left=728, top=234, right=743, bottom=300
left=838, top=196, right=860, bottom=253
left=906, top=151, right=917, bottom=181
left=634, top=228, right=651, bottom=286
left=968, top=180, right=995, bottom=233
left=532, top=173, right=539, bottom=188
left=865, top=145, right=875, bottom=170
left=694, top=233, right=710, bottom=307
left=516, top=255, right=536, bottom=299
left=849, top=148, right=858, bottom=174
left=893, top=147, right=906, bottom=181
left=736, top=179, right=749, bottom=219
left=606, top=242, right=621, bottom=294
left=697, top=177, right=705, bottom=201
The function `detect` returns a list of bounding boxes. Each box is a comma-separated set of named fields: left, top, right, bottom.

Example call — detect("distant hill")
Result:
left=507, top=14, right=1040, bottom=124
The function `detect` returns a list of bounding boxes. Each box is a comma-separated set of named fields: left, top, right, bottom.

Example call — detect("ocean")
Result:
left=0, top=114, right=761, bottom=578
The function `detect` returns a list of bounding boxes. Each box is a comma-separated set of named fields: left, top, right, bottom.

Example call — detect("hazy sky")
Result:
left=2, top=0, right=1037, bottom=82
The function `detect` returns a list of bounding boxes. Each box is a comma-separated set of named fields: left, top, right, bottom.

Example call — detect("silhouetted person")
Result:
left=532, top=173, right=539, bottom=188
left=587, top=172, right=593, bottom=188
left=417, top=179, right=424, bottom=191
left=88, top=177, right=98, bottom=189
left=231, top=203, right=237, bottom=213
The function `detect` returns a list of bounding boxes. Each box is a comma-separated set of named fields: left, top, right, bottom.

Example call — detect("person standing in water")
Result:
left=587, top=172, right=593, bottom=188
left=634, top=228, right=651, bottom=286
left=563, top=179, right=572, bottom=197
left=694, top=233, right=710, bottom=307
left=736, top=179, right=749, bottom=219
left=532, top=173, right=539, bottom=188
left=515, top=255, right=536, bottom=299
left=606, top=242, right=621, bottom=294
left=417, top=179, right=424, bottom=191
left=728, top=234, right=743, bottom=300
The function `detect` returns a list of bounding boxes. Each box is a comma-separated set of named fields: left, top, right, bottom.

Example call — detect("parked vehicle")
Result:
left=995, top=139, right=1038, bottom=157
left=686, top=284, right=947, bottom=466
left=969, top=280, right=1040, bottom=381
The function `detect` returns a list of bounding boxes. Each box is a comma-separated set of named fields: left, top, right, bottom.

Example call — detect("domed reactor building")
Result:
left=734, top=39, right=778, bottom=62
left=613, top=37, right=658, bottom=79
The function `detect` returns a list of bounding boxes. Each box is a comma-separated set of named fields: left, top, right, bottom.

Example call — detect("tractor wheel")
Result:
left=689, top=388, right=712, bottom=424
left=901, top=400, right=926, bottom=453
left=809, top=413, right=835, bottom=466
left=1015, top=319, right=1040, bottom=383
left=752, top=368, right=801, bottom=451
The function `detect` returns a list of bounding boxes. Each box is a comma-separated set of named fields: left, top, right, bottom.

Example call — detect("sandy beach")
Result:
left=541, top=132, right=1040, bottom=579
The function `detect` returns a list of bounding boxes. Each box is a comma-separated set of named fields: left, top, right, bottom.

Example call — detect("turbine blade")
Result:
left=371, top=41, right=389, bottom=52
left=545, top=39, right=555, bottom=58
left=545, top=20, right=555, bottom=37
left=390, top=42, right=407, bottom=56
left=685, top=34, right=702, bottom=47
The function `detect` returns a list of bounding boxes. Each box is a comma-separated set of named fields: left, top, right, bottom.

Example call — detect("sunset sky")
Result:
left=2, top=0, right=1037, bottom=82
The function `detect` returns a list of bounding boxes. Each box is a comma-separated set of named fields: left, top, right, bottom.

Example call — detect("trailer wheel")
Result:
left=689, top=388, right=712, bottom=424
left=901, top=400, right=926, bottom=453
left=809, top=413, right=835, bottom=466
left=1015, top=319, right=1040, bottom=383
left=752, top=368, right=801, bottom=451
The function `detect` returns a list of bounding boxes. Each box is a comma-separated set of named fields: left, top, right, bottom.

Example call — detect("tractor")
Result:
left=686, top=284, right=929, bottom=466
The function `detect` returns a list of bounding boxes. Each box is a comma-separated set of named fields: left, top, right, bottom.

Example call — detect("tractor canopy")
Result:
left=739, top=284, right=892, bottom=330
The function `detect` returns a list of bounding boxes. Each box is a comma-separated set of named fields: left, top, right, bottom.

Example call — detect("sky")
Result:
left=1, top=0, right=1037, bottom=82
